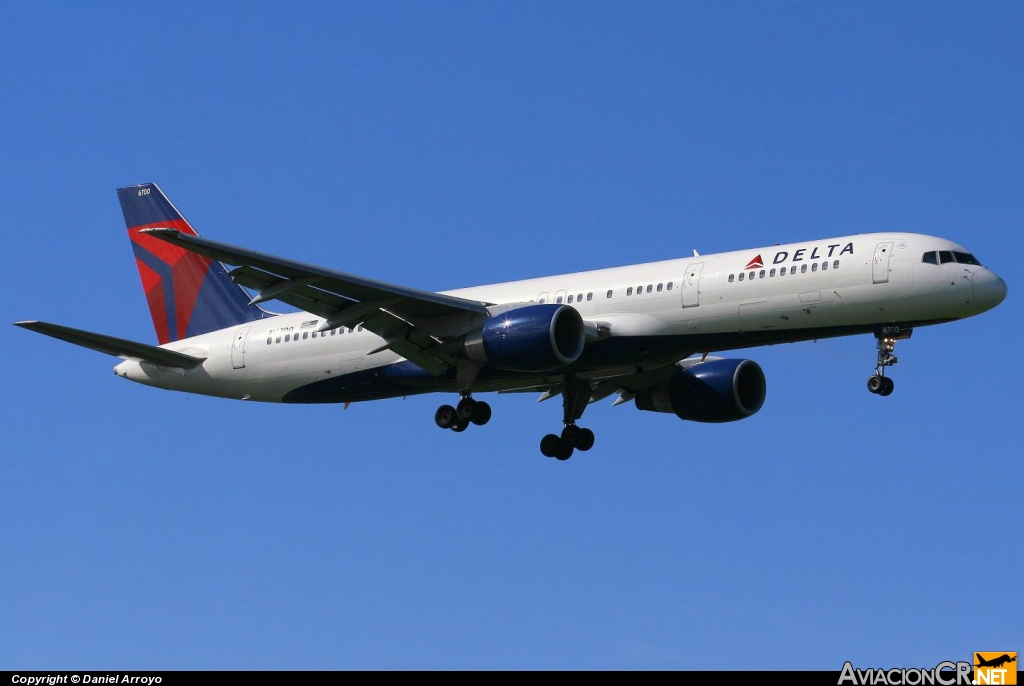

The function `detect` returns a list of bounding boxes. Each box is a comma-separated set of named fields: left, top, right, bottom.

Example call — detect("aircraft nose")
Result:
left=972, top=269, right=1008, bottom=313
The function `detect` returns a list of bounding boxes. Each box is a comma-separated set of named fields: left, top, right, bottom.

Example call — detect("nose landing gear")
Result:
left=867, top=326, right=912, bottom=397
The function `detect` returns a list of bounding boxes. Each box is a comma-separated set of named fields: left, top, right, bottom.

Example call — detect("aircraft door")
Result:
left=231, top=326, right=251, bottom=369
left=681, top=262, right=705, bottom=307
left=872, top=242, right=894, bottom=284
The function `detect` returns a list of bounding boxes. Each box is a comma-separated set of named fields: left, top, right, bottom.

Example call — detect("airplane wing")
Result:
left=141, top=229, right=490, bottom=375
left=14, top=321, right=206, bottom=369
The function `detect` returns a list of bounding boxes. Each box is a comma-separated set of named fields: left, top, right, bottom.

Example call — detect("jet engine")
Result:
left=634, top=358, right=766, bottom=422
left=452, top=304, right=586, bottom=372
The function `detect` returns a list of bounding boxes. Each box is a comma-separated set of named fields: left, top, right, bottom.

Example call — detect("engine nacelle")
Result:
left=634, top=358, right=766, bottom=423
left=455, top=304, right=586, bottom=372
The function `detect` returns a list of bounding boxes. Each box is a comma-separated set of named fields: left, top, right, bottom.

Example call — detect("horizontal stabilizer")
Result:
left=14, top=321, right=206, bottom=369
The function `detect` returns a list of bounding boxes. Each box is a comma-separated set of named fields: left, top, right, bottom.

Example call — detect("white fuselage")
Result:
left=113, top=232, right=1006, bottom=402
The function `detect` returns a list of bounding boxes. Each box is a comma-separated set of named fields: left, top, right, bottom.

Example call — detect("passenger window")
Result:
left=666, top=282, right=672, bottom=290
left=657, top=283, right=663, bottom=292
left=267, top=337, right=271, bottom=345
left=759, top=270, right=765, bottom=278
left=275, top=335, right=281, bottom=343
left=587, top=292, right=593, bottom=301
left=738, top=273, right=744, bottom=282
left=748, top=271, right=755, bottom=280
left=577, top=293, right=582, bottom=301
left=357, top=326, right=363, bottom=332
left=646, top=285, right=652, bottom=293
left=556, top=295, right=563, bottom=303
left=302, top=332, right=308, bottom=339
left=729, top=274, right=735, bottom=283
left=833, top=260, right=839, bottom=269
left=770, top=268, right=776, bottom=277
left=922, top=251, right=938, bottom=265
left=939, top=250, right=954, bottom=264
left=567, top=294, right=573, bottom=303
left=811, top=263, right=818, bottom=272
left=779, top=268, right=785, bottom=276
left=627, top=287, right=633, bottom=296
left=822, top=261, right=828, bottom=270
left=284, top=334, right=290, bottom=342
left=801, top=264, right=808, bottom=273
left=637, top=285, right=643, bottom=294
left=606, top=290, right=613, bottom=298
left=539, top=297, right=546, bottom=304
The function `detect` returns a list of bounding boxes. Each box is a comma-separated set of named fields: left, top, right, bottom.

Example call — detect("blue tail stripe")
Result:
left=186, top=268, right=268, bottom=338
left=117, top=184, right=183, bottom=228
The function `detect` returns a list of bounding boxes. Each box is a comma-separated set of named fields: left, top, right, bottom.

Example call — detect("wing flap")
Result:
left=14, top=321, right=205, bottom=369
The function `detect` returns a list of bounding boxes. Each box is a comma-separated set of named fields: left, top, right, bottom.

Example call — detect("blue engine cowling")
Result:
left=459, top=304, right=586, bottom=372
left=634, top=359, right=766, bottom=422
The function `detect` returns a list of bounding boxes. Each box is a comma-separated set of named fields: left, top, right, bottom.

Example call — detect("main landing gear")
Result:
left=433, top=377, right=598, bottom=462
left=539, top=377, right=595, bottom=461
left=867, top=326, right=911, bottom=397
left=435, top=394, right=491, bottom=432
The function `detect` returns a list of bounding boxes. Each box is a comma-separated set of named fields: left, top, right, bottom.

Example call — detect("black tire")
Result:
left=435, top=404, right=457, bottom=429
left=867, top=375, right=884, bottom=394
left=879, top=377, right=895, bottom=396
left=540, top=434, right=560, bottom=458
left=457, top=397, right=476, bottom=423
left=471, top=401, right=492, bottom=426
left=561, top=424, right=580, bottom=445
left=575, top=428, right=595, bottom=452
left=555, top=440, right=574, bottom=461
left=451, top=421, right=468, bottom=433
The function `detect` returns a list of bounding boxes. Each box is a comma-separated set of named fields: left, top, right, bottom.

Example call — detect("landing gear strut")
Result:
left=539, top=377, right=595, bottom=460
left=435, top=394, right=491, bottom=432
left=867, top=326, right=911, bottom=397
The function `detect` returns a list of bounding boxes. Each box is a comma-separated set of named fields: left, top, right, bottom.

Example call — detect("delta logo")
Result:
left=975, top=652, right=1016, bottom=685
left=742, top=242, right=857, bottom=270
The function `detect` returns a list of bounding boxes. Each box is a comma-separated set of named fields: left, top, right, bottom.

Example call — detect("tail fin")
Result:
left=117, top=183, right=268, bottom=344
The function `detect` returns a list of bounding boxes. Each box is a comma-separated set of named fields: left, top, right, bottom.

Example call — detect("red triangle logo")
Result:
left=745, top=254, right=764, bottom=270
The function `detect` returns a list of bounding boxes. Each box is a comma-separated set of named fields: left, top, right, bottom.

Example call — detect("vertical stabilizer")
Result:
left=117, top=183, right=267, bottom=344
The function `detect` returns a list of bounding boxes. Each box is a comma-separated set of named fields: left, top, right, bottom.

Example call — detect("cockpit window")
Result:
left=939, top=250, right=954, bottom=264
left=922, top=251, right=938, bottom=265
left=953, top=251, right=981, bottom=265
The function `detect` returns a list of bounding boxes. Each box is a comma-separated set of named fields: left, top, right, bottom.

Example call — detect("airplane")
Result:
left=15, top=183, right=1008, bottom=460
left=976, top=654, right=1016, bottom=669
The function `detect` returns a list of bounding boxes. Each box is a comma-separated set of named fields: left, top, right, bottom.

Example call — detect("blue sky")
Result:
left=1, top=2, right=1021, bottom=670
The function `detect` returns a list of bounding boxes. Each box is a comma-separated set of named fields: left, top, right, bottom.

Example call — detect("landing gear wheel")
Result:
left=435, top=404, right=457, bottom=429
left=561, top=424, right=580, bottom=446
left=575, top=428, right=595, bottom=452
left=470, top=401, right=491, bottom=426
left=450, top=421, right=468, bottom=433
left=540, top=434, right=561, bottom=458
left=867, top=375, right=884, bottom=394
left=456, top=397, right=476, bottom=424
left=555, top=441, right=574, bottom=461
left=879, top=377, right=895, bottom=396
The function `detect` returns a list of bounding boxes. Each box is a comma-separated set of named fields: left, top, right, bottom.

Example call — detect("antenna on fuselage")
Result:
left=693, top=249, right=700, bottom=257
